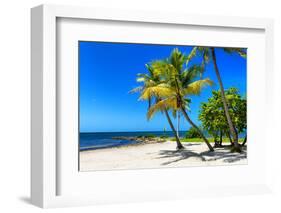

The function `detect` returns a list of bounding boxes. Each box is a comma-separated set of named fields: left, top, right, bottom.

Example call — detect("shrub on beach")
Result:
left=199, top=88, right=247, bottom=145
left=144, top=134, right=156, bottom=138
left=185, top=127, right=202, bottom=138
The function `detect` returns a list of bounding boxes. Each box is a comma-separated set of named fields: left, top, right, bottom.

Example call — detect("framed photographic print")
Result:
left=31, top=4, right=274, bottom=208
left=78, top=41, right=247, bottom=172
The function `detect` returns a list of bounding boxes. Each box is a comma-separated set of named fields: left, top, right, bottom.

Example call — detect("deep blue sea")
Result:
left=79, top=131, right=246, bottom=151
left=79, top=131, right=186, bottom=151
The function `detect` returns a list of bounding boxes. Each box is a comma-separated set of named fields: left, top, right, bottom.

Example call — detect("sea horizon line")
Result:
left=80, top=130, right=186, bottom=134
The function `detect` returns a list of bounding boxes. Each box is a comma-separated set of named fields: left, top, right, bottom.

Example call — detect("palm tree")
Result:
left=197, top=47, right=246, bottom=152
left=176, top=111, right=180, bottom=138
left=131, top=64, right=184, bottom=149
left=149, top=48, right=214, bottom=151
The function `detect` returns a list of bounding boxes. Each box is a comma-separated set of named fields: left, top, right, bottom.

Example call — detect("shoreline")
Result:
left=80, top=136, right=245, bottom=152
left=80, top=136, right=167, bottom=152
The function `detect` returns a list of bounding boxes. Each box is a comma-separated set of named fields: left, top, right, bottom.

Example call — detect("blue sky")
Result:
left=79, top=41, right=246, bottom=133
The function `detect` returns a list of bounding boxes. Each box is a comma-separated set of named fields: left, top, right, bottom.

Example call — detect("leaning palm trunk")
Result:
left=164, top=109, right=184, bottom=150
left=226, top=131, right=234, bottom=145
left=177, top=112, right=180, bottom=138
left=210, top=48, right=241, bottom=152
left=242, top=135, right=247, bottom=146
left=181, top=107, right=214, bottom=151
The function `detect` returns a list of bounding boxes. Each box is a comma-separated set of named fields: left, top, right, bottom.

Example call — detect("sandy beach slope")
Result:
left=79, top=141, right=247, bottom=171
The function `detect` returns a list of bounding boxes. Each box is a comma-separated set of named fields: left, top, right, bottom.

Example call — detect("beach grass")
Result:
left=169, top=137, right=244, bottom=143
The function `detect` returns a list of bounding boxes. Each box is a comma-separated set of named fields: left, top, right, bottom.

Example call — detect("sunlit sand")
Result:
left=80, top=141, right=247, bottom=171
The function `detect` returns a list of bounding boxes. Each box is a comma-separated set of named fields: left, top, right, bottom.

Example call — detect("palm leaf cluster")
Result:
left=131, top=48, right=214, bottom=151
left=131, top=45, right=246, bottom=153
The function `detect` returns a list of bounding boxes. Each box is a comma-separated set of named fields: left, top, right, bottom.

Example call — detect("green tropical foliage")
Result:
left=195, top=47, right=246, bottom=152
left=185, top=126, right=203, bottom=139
left=199, top=88, right=246, bottom=146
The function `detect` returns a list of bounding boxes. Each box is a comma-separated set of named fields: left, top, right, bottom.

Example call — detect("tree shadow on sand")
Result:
left=158, top=146, right=247, bottom=166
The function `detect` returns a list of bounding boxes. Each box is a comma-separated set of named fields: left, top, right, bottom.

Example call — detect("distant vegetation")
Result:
left=185, top=126, right=202, bottom=139
left=136, top=134, right=156, bottom=139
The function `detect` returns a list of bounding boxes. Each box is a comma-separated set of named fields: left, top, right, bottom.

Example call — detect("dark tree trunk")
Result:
left=181, top=107, right=214, bottom=151
left=227, top=131, right=234, bottom=146
left=219, top=130, right=223, bottom=146
left=242, top=135, right=247, bottom=146
left=214, top=138, right=220, bottom=148
left=210, top=48, right=241, bottom=153
left=164, top=109, right=184, bottom=150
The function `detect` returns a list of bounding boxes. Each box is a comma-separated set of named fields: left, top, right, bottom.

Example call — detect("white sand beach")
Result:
left=80, top=141, right=247, bottom=171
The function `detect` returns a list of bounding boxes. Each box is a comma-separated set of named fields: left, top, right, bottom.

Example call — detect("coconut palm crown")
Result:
left=131, top=63, right=184, bottom=149
left=140, top=48, right=214, bottom=151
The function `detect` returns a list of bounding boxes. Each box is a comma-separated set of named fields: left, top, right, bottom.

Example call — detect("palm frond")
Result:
left=182, top=78, right=213, bottom=95
left=151, top=60, right=179, bottom=83
left=183, top=98, right=191, bottom=111
left=147, top=97, right=177, bottom=120
left=145, top=64, right=154, bottom=76
left=185, top=47, right=197, bottom=67
left=151, top=60, right=171, bottom=76
left=129, top=86, right=143, bottom=94
left=169, top=48, right=188, bottom=73
left=203, top=49, right=210, bottom=63
left=136, top=77, right=145, bottom=82
left=136, top=73, right=150, bottom=82
left=139, top=84, right=175, bottom=100
left=181, top=65, right=203, bottom=86
left=223, top=48, right=247, bottom=58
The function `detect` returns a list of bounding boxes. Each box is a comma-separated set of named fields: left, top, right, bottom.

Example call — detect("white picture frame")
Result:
left=31, top=4, right=274, bottom=208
